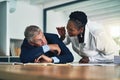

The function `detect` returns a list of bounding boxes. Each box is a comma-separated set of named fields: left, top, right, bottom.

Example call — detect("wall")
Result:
left=9, top=0, right=43, bottom=39
left=0, top=0, right=43, bottom=56
left=47, top=10, right=68, bottom=33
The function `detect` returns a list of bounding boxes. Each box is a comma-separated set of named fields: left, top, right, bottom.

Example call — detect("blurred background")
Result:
left=0, top=0, right=120, bottom=62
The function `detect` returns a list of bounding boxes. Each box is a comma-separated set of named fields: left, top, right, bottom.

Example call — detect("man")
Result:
left=20, top=25, right=74, bottom=63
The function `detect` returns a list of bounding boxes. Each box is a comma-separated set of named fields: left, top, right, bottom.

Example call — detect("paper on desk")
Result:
left=24, top=63, right=53, bottom=66
left=18, top=62, right=116, bottom=66
left=47, top=63, right=71, bottom=66
left=24, top=63, right=71, bottom=66
left=71, top=63, right=115, bottom=66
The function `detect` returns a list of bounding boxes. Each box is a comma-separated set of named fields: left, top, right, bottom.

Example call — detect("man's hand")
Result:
left=79, top=56, right=89, bottom=63
left=48, top=44, right=61, bottom=55
left=34, top=55, right=53, bottom=63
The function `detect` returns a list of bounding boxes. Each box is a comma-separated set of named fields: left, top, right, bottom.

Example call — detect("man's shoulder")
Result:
left=44, top=33, right=58, bottom=37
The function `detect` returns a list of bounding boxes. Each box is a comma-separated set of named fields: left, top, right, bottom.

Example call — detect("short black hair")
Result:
left=69, top=11, right=87, bottom=26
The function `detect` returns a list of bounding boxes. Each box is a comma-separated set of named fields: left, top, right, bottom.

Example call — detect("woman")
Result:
left=57, top=11, right=119, bottom=63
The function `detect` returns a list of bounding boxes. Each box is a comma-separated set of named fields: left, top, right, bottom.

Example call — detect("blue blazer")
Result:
left=20, top=33, right=74, bottom=63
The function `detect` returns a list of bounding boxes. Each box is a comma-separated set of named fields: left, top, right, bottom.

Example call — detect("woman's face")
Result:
left=66, top=21, right=82, bottom=37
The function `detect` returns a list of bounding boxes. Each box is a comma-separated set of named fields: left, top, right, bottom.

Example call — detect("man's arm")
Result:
left=20, top=45, right=44, bottom=63
left=20, top=39, right=61, bottom=63
left=20, top=39, right=50, bottom=63
left=45, top=33, right=74, bottom=63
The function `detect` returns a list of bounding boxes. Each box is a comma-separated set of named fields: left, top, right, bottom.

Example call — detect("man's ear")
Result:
left=29, top=41, right=35, bottom=46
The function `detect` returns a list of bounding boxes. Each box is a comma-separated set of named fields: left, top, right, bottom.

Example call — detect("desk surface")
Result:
left=0, top=63, right=120, bottom=80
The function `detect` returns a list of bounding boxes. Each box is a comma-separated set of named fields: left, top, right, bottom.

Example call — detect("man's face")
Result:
left=32, top=32, right=47, bottom=46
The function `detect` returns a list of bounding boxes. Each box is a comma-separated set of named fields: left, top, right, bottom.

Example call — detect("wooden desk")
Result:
left=0, top=63, right=120, bottom=80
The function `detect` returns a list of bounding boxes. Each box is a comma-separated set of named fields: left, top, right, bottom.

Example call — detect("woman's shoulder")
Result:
left=87, top=20, right=104, bottom=36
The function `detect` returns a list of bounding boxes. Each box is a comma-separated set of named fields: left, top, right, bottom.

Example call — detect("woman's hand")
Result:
left=79, top=56, right=89, bottom=63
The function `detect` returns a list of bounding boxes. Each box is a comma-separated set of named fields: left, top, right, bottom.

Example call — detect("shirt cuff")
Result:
left=52, top=57, right=60, bottom=63
left=89, top=57, right=95, bottom=62
left=42, top=45, right=50, bottom=53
